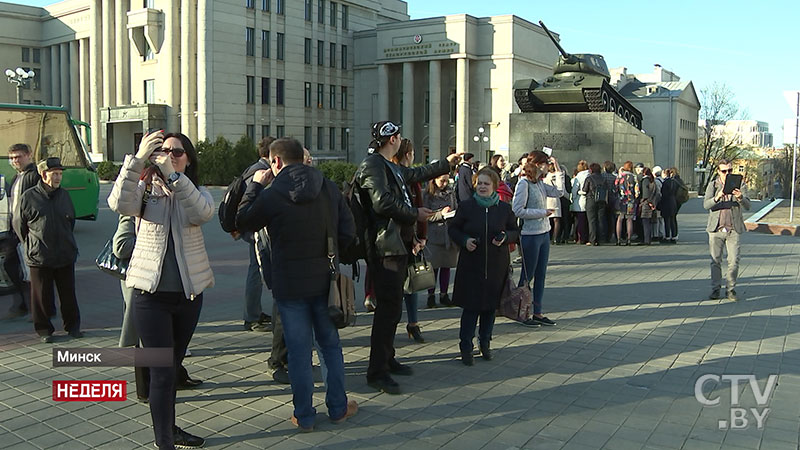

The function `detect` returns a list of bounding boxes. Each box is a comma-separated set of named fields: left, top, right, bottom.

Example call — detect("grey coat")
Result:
left=113, top=215, right=137, bottom=347
left=422, top=186, right=459, bottom=268
left=703, top=177, right=751, bottom=233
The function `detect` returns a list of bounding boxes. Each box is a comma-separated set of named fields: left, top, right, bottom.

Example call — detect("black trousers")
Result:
left=586, top=200, right=608, bottom=244
left=268, top=301, right=288, bottom=370
left=133, top=290, right=202, bottom=450
left=3, top=242, right=29, bottom=314
left=664, top=213, right=678, bottom=239
left=366, top=255, right=407, bottom=381
left=30, top=265, right=79, bottom=337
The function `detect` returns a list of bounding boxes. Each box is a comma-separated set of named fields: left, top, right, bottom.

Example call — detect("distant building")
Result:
left=722, top=120, right=773, bottom=148
left=611, top=65, right=699, bottom=181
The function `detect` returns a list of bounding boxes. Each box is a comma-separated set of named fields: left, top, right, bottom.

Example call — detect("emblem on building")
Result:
left=413, top=34, right=423, bottom=44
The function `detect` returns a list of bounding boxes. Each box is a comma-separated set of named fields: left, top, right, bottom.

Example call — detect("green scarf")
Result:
left=473, top=191, right=499, bottom=208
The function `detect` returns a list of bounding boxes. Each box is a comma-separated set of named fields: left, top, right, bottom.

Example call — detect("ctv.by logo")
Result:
left=694, top=374, right=777, bottom=430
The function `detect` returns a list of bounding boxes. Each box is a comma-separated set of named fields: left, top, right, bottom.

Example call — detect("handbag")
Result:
left=320, top=184, right=357, bottom=329
left=95, top=239, right=128, bottom=280
left=497, top=244, right=532, bottom=322
left=404, top=252, right=435, bottom=294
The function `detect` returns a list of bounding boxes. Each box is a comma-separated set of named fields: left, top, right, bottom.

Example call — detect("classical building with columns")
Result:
left=353, top=15, right=559, bottom=163
left=0, top=0, right=407, bottom=161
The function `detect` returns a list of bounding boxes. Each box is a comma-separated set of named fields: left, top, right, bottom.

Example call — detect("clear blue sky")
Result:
left=11, top=0, right=800, bottom=146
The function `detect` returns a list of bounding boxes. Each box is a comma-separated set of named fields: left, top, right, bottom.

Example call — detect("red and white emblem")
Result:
left=413, top=34, right=423, bottom=44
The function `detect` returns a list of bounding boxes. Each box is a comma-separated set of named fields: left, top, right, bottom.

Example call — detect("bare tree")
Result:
left=697, top=82, right=745, bottom=192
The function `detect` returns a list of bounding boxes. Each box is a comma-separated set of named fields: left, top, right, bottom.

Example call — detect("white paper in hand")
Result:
left=542, top=146, right=553, bottom=157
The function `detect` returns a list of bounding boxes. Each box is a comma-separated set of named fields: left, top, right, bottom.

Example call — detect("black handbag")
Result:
left=404, top=252, right=435, bottom=294
left=95, top=239, right=129, bottom=280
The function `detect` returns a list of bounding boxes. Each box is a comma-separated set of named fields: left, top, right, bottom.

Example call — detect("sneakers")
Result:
left=244, top=321, right=272, bottom=332
left=388, top=360, right=413, bottom=376
left=709, top=289, right=721, bottom=300
left=290, top=415, right=314, bottom=433
left=364, top=296, right=376, bottom=312
left=521, top=318, right=542, bottom=327
left=331, top=399, right=359, bottom=424
left=172, top=426, right=205, bottom=448
left=272, top=367, right=290, bottom=384
left=40, top=335, right=53, bottom=344
left=367, top=375, right=401, bottom=395
left=530, top=316, right=556, bottom=326
left=727, top=289, right=738, bottom=301
left=259, top=312, right=272, bottom=324
left=68, top=330, right=84, bottom=338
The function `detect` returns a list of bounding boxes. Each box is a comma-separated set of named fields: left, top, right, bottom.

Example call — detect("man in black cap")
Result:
left=19, top=157, right=82, bottom=343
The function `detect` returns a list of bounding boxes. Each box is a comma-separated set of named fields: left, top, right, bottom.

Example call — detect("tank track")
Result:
left=583, top=81, right=643, bottom=130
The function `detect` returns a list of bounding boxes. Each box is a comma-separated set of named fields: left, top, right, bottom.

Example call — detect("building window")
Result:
left=276, top=79, right=285, bottom=105
left=341, top=45, right=347, bottom=69
left=317, top=127, right=324, bottom=150
left=304, top=82, right=312, bottom=107
left=317, top=83, right=324, bottom=108
left=304, top=0, right=312, bottom=21
left=277, top=33, right=285, bottom=60
left=32, top=48, right=41, bottom=64
left=330, top=42, right=336, bottom=68
left=32, top=69, right=41, bottom=90
left=247, top=124, right=255, bottom=141
left=277, top=125, right=285, bottom=137
left=262, top=0, right=269, bottom=11
left=261, top=77, right=270, bottom=104
left=341, top=127, right=348, bottom=150
left=144, top=79, right=155, bottom=103
left=304, top=126, right=312, bottom=149
left=246, top=0, right=254, bottom=8
left=329, top=85, right=336, bottom=109
left=304, top=38, right=312, bottom=64
left=424, top=91, right=430, bottom=124
left=262, top=30, right=270, bottom=58
left=316, top=0, right=324, bottom=24
left=21, top=47, right=30, bottom=62
left=317, top=40, right=324, bottom=66
left=449, top=91, right=456, bottom=124
left=330, top=2, right=337, bottom=27
left=262, top=125, right=270, bottom=138
left=246, top=76, right=255, bottom=104
left=276, top=0, right=284, bottom=14
left=246, top=27, right=255, bottom=56
left=329, top=127, right=335, bottom=151
left=341, top=86, right=347, bottom=110
left=342, top=4, right=348, bottom=29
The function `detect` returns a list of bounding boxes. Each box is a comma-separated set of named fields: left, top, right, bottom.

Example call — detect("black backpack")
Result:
left=339, top=174, right=369, bottom=267
left=218, top=166, right=261, bottom=233
left=594, top=176, right=610, bottom=203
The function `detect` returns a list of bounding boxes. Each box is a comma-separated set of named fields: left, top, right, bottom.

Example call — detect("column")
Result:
left=377, top=63, right=389, bottom=120
left=402, top=62, right=414, bottom=145
left=163, top=0, right=180, bottom=132
left=428, top=59, right=442, bottom=161
left=455, top=57, right=469, bottom=155
left=196, top=0, right=211, bottom=139
left=90, top=0, right=102, bottom=154
left=69, top=41, right=80, bottom=119
left=79, top=38, right=90, bottom=124
left=50, top=45, right=60, bottom=106
left=181, top=0, right=197, bottom=140
left=60, top=43, right=69, bottom=111
left=102, top=0, right=115, bottom=107
left=114, top=0, right=129, bottom=105
left=42, top=47, right=51, bottom=105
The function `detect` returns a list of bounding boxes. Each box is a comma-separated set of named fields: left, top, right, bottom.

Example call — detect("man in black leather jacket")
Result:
left=357, top=121, right=462, bottom=394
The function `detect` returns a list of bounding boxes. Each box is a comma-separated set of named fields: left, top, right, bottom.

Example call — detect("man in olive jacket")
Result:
left=356, top=121, right=462, bottom=395
left=703, top=159, right=750, bottom=301
left=20, top=157, right=81, bottom=343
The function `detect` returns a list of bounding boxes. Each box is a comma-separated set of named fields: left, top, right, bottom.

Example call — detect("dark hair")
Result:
left=589, top=162, right=601, bottom=174
left=518, top=153, right=529, bottom=164
left=490, top=154, right=504, bottom=168
left=269, top=137, right=304, bottom=164
left=603, top=161, right=616, bottom=173
left=473, top=167, right=499, bottom=190
left=9, top=143, right=31, bottom=154
left=642, top=167, right=654, bottom=182
left=463, top=153, right=475, bottom=162
left=257, top=136, right=275, bottom=158
left=717, top=159, right=730, bottom=166
left=669, top=166, right=679, bottom=177
left=427, top=173, right=450, bottom=196
left=522, top=150, right=549, bottom=182
left=393, top=138, right=414, bottom=166
left=141, top=132, right=199, bottom=186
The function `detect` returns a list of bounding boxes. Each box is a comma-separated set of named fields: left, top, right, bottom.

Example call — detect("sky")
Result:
left=10, top=0, right=800, bottom=146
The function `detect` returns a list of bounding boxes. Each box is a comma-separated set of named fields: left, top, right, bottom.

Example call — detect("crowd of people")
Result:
left=0, top=120, right=751, bottom=450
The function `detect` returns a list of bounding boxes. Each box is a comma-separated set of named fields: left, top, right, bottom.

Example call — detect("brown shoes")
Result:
left=331, top=399, right=359, bottom=424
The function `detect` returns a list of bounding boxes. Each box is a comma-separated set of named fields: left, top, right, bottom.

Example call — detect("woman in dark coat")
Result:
left=659, top=169, right=679, bottom=244
left=448, top=168, right=519, bottom=366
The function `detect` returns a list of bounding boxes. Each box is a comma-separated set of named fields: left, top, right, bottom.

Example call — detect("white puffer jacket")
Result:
left=107, top=155, right=215, bottom=299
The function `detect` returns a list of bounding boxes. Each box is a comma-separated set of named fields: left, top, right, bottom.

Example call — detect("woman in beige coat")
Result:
left=108, top=131, right=214, bottom=450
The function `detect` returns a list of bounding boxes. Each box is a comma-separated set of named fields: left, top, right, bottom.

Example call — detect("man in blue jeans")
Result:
left=237, top=137, right=357, bottom=431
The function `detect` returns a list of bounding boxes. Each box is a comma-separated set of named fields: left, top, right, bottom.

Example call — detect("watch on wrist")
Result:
left=167, top=172, right=180, bottom=184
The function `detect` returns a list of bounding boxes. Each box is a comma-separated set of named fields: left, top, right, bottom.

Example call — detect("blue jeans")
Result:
left=276, top=295, right=347, bottom=428
left=244, top=241, right=265, bottom=322
left=518, top=233, right=551, bottom=315
left=403, top=292, right=418, bottom=324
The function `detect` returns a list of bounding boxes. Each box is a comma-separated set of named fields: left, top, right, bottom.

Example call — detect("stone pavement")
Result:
left=1, top=189, right=799, bottom=450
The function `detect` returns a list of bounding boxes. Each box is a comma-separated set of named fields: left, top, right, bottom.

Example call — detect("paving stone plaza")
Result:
left=1, top=185, right=798, bottom=450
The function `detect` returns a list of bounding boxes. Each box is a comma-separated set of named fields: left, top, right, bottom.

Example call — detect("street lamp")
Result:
left=5, top=67, right=35, bottom=104
left=472, top=126, right=490, bottom=162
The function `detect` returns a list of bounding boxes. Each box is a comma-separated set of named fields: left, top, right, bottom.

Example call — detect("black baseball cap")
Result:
left=37, top=157, right=64, bottom=173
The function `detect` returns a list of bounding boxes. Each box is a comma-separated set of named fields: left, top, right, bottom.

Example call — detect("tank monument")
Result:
left=509, top=21, right=653, bottom=168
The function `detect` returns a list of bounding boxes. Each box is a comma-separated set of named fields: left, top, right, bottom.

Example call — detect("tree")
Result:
left=774, top=144, right=799, bottom=198
left=697, top=82, right=747, bottom=192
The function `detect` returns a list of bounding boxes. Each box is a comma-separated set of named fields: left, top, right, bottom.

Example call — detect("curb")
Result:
left=745, top=198, right=800, bottom=236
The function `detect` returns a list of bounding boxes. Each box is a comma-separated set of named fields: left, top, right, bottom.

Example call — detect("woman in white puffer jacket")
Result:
left=570, top=160, right=590, bottom=244
left=108, top=130, right=213, bottom=450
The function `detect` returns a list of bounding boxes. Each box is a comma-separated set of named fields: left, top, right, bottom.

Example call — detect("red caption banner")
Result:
left=52, top=380, right=127, bottom=401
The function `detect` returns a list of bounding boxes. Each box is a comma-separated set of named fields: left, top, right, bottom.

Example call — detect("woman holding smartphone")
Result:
left=448, top=168, right=519, bottom=365
left=512, top=151, right=564, bottom=327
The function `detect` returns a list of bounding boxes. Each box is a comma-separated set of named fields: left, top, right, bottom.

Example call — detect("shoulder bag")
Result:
left=95, top=239, right=128, bottom=280
left=320, top=183, right=357, bottom=329
left=498, top=244, right=532, bottom=322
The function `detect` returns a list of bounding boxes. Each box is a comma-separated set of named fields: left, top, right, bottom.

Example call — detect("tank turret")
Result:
left=514, top=21, right=643, bottom=130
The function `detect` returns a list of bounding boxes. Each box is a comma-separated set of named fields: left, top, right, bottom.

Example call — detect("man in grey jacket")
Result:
left=703, top=159, right=750, bottom=301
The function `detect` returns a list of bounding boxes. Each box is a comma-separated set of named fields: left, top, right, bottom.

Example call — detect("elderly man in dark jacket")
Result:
left=237, top=138, right=357, bottom=431
left=20, top=157, right=81, bottom=343
left=356, top=120, right=463, bottom=395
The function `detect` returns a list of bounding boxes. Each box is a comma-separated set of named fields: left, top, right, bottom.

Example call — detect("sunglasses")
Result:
left=161, top=147, right=186, bottom=157
left=719, top=169, right=731, bottom=174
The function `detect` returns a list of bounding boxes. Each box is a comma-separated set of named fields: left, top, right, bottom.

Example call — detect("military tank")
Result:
left=514, top=21, right=643, bottom=130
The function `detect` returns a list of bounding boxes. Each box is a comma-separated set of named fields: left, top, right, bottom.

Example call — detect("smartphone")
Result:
left=494, top=231, right=507, bottom=242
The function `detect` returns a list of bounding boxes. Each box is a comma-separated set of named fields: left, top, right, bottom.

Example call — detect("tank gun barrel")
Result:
left=538, top=21, right=570, bottom=59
